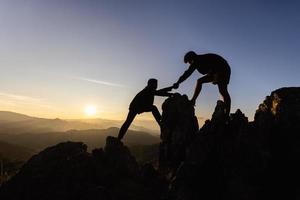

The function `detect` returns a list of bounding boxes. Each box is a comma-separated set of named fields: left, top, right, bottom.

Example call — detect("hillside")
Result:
left=0, top=127, right=160, bottom=152
left=0, top=141, right=35, bottom=161
left=0, top=111, right=34, bottom=122
left=0, top=111, right=158, bottom=134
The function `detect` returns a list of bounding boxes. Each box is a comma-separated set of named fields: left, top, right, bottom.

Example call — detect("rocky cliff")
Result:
left=0, top=87, right=299, bottom=200
left=168, top=87, right=300, bottom=200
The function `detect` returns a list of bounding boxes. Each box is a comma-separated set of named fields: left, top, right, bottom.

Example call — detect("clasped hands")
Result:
left=171, top=82, right=195, bottom=106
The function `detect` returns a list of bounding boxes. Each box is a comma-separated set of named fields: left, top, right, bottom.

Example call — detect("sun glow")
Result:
left=84, top=105, right=97, bottom=116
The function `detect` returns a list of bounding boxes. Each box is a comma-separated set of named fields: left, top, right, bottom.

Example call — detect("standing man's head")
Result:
left=184, top=51, right=197, bottom=64
left=147, top=78, right=158, bottom=90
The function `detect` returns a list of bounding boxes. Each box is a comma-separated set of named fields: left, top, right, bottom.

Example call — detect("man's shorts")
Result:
left=213, top=65, right=231, bottom=85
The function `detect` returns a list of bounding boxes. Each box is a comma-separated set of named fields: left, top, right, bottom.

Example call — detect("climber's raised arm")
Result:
left=173, top=65, right=196, bottom=89
left=155, top=86, right=173, bottom=97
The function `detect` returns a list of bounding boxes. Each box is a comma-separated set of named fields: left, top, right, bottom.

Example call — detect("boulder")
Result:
left=159, top=94, right=199, bottom=173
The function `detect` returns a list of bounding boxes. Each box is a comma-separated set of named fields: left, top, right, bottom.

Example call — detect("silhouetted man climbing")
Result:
left=173, top=51, right=231, bottom=116
left=118, top=79, right=172, bottom=140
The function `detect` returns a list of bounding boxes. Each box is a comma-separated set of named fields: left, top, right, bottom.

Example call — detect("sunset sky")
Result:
left=0, top=0, right=299, bottom=123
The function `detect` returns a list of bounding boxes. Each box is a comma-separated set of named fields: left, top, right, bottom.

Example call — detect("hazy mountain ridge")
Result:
left=0, top=111, right=159, bottom=135
left=0, top=111, right=35, bottom=122
left=0, top=141, right=36, bottom=162
left=0, top=127, right=160, bottom=152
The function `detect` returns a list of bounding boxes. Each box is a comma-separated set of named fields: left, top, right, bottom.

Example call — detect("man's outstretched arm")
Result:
left=155, top=86, right=174, bottom=97
left=173, top=65, right=196, bottom=88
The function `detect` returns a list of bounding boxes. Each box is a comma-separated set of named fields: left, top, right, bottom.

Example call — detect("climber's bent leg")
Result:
left=118, top=110, right=137, bottom=140
left=151, top=105, right=162, bottom=125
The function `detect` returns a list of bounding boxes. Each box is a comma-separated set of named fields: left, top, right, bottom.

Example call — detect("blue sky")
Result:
left=0, top=0, right=299, bottom=122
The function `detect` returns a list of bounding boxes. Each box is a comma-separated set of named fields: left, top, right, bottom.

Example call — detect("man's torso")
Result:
left=129, top=87, right=155, bottom=113
left=194, top=53, right=230, bottom=75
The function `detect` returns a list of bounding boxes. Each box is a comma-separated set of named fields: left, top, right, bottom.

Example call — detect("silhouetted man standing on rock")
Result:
left=173, top=51, right=231, bottom=116
left=118, top=79, right=172, bottom=140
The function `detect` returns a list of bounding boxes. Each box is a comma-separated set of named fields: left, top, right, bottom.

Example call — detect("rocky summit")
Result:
left=1, top=87, right=300, bottom=200
left=168, top=87, right=300, bottom=200
left=159, top=93, right=199, bottom=174
left=0, top=137, right=168, bottom=200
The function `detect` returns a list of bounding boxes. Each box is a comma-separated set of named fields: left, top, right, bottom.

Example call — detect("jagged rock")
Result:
left=211, top=100, right=227, bottom=124
left=104, top=136, right=139, bottom=177
left=0, top=137, right=166, bottom=200
left=254, top=87, right=300, bottom=199
left=168, top=87, right=300, bottom=200
left=140, top=163, right=169, bottom=198
left=159, top=93, right=199, bottom=173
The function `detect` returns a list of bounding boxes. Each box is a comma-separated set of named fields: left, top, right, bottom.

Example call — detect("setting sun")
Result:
left=84, top=105, right=97, bottom=116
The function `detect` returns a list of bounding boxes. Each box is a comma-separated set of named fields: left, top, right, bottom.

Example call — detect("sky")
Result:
left=0, top=0, right=299, bottom=123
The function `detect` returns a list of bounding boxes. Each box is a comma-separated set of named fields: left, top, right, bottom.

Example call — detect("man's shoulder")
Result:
left=199, top=53, right=228, bottom=63
left=200, top=53, right=222, bottom=58
left=136, top=87, right=154, bottom=96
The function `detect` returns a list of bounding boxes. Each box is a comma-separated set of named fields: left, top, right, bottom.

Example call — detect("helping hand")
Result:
left=172, top=83, right=179, bottom=89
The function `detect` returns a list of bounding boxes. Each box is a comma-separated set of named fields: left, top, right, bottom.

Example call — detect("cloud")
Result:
left=0, top=92, right=42, bottom=103
left=0, top=92, right=53, bottom=108
left=73, top=77, right=126, bottom=88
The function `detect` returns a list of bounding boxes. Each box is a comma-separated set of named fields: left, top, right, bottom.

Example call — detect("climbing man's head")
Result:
left=147, top=78, right=158, bottom=90
left=184, top=51, right=197, bottom=64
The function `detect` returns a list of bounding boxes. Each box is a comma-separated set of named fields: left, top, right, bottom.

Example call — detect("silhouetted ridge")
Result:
left=0, top=137, right=167, bottom=200
left=168, top=87, right=300, bottom=200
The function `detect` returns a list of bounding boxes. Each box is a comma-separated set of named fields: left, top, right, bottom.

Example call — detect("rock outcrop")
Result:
left=168, top=87, right=300, bottom=200
left=254, top=87, right=300, bottom=199
left=0, top=136, right=167, bottom=200
left=159, top=94, right=199, bottom=174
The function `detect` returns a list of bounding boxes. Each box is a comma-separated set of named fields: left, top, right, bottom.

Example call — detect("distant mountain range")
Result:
left=0, top=111, right=160, bottom=157
left=0, top=111, right=159, bottom=135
